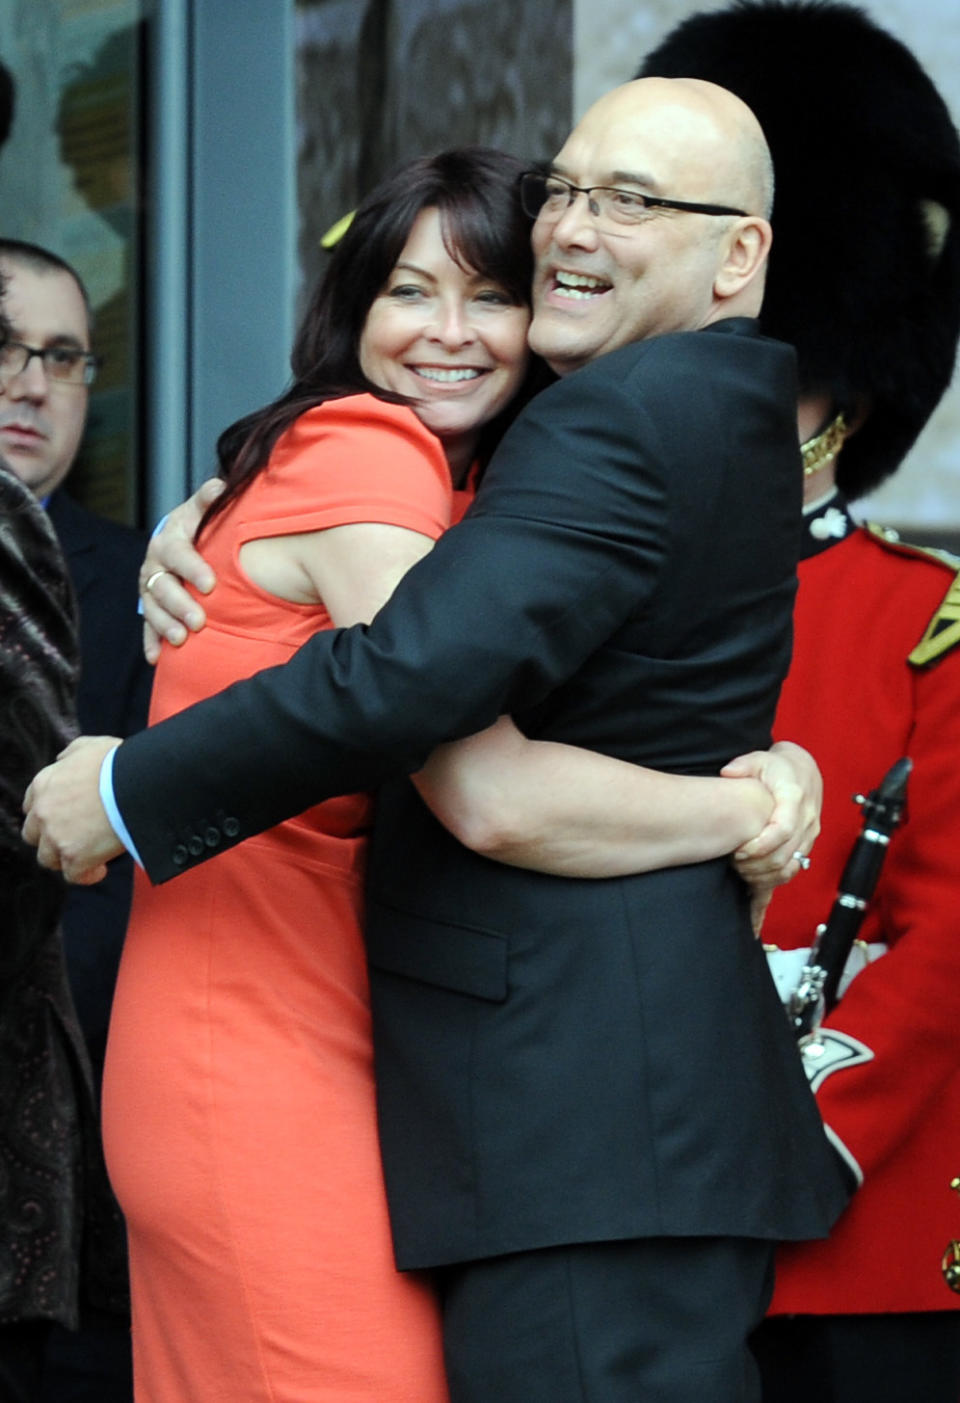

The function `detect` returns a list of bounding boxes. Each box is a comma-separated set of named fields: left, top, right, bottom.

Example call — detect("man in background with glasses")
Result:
left=25, top=80, right=850, bottom=1402
left=0, top=239, right=146, bottom=1403
left=0, top=242, right=98, bottom=499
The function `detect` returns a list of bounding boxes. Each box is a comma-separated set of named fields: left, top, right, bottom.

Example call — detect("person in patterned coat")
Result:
left=0, top=325, right=125, bottom=1398
left=0, top=457, right=86, bottom=1396
left=640, top=4, right=960, bottom=1400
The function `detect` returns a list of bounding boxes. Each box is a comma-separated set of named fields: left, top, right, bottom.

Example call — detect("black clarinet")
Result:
left=788, top=756, right=912, bottom=1040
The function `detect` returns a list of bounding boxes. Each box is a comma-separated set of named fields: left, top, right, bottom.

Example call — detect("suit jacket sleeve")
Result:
left=115, top=358, right=675, bottom=881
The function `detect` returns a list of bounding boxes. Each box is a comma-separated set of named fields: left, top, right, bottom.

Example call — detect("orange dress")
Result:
left=102, top=396, right=462, bottom=1403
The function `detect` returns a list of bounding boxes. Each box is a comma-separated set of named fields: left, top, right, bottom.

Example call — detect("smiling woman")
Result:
left=358, top=208, right=530, bottom=483
left=96, top=146, right=543, bottom=1403
left=202, top=144, right=545, bottom=528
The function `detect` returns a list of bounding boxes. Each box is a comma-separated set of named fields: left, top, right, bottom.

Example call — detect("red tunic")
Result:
left=765, top=510, right=960, bottom=1315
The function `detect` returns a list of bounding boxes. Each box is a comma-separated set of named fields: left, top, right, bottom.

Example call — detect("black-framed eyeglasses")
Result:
left=0, top=339, right=100, bottom=387
left=519, top=171, right=747, bottom=232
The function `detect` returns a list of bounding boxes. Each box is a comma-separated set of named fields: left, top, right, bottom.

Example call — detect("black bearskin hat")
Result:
left=638, top=1, right=960, bottom=499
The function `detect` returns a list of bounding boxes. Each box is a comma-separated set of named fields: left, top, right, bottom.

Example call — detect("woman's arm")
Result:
left=414, top=718, right=817, bottom=882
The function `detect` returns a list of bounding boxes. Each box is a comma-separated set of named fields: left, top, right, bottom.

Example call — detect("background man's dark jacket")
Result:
left=47, top=488, right=152, bottom=1083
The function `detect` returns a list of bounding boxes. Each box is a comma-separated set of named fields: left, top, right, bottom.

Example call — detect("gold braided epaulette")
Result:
left=864, top=523, right=960, bottom=668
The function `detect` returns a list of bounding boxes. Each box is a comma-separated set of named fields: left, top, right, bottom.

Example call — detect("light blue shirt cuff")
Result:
left=100, top=745, right=144, bottom=869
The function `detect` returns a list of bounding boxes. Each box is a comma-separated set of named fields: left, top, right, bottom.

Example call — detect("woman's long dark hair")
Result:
left=203, top=147, right=549, bottom=530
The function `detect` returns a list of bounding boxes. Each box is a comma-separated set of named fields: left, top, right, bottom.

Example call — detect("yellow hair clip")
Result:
left=320, top=211, right=356, bottom=250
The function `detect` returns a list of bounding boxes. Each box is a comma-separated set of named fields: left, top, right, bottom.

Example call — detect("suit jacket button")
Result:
left=172, top=844, right=188, bottom=866
left=204, top=827, right=221, bottom=848
left=187, top=835, right=205, bottom=857
left=223, top=817, right=240, bottom=837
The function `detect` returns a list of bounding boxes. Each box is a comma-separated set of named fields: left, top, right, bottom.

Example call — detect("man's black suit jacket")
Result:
left=48, top=488, right=152, bottom=1080
left=114, top=320, right=851, bottom=1267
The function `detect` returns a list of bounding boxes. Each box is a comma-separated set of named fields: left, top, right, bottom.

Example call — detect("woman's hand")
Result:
left=140, top=478, right=225, bottom=662
left=722, top=741, right=822, bottom=933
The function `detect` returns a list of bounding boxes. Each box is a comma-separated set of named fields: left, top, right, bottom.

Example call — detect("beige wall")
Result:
left=574, top=0, right=960, bottom=536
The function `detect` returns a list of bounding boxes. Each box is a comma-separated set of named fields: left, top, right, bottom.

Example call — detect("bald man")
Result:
left=26, top=80, right=849, bottom=1401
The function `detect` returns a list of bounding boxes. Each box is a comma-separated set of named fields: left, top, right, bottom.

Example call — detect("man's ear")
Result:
left=714, top=216, right=773, bottom=301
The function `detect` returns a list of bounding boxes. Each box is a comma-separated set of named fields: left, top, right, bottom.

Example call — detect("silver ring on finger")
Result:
left=791, top=849, right=811, bottom=870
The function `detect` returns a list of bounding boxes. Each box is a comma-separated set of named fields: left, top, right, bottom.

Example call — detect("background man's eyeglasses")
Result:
left=0, top=339, right=99, bottom=387
left=519, top=172, right=747, bottom=231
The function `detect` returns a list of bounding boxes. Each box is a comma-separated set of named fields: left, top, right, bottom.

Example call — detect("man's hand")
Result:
left=22, top=735, right=125, bottom=884
left=141, top=477, right=224, bottom=663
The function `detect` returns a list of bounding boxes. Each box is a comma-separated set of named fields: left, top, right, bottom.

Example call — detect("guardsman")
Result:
left=640, top=4, right=960, bottom=1399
